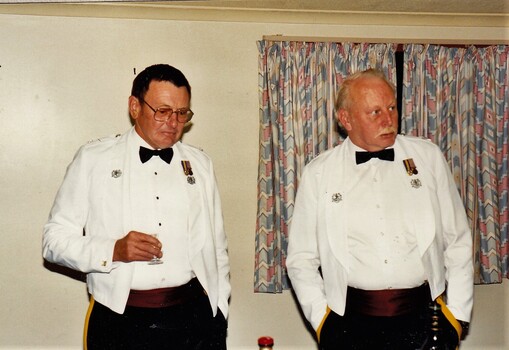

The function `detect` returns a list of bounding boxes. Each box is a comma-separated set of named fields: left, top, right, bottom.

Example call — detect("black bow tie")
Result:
left=139, top=146, right=174, bottom=164
left=355, top=148, right=395, bottom=164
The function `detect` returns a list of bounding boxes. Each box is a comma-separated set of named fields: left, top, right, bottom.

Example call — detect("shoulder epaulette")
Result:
left=87, top=133, right=122, bottom=144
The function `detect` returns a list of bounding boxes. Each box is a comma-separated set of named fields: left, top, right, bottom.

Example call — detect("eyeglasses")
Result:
left=140, top=98, right=194, bottom=123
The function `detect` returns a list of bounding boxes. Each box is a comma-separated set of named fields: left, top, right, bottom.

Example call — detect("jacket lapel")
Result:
left=174, top=143, right=206, bottom=260
left=324, top=143, right=356, bottom=270
left=393, top=138, right=435, bottom=255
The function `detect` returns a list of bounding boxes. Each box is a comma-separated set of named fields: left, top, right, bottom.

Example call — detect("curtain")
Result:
left=254, top=41, right=397, bottom=292
left=401, top=44, right=509, bottom=284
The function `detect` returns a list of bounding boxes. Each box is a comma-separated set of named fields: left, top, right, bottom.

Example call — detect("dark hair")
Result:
left=131, top=64, right=191, bottom=100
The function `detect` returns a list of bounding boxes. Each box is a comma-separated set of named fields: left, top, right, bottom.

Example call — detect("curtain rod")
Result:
left=262, top=35, right=509, bottom=46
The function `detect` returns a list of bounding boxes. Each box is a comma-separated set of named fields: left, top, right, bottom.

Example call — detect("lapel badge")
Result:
left=111, top=169, right=122, bottom=178
left=181, top=160, right=196, bottom=185
left=403, top=158, right=418, bottom=176
left=331, top=193, right=342, bottom=203
left=411, top=179, right=422, bottom=189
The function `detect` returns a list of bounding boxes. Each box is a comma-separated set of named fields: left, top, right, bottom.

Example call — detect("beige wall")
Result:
left=0, top=11, right=508, bottom=350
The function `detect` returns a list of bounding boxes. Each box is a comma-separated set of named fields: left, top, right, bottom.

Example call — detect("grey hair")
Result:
left=334, top=68, right=396, bottom=113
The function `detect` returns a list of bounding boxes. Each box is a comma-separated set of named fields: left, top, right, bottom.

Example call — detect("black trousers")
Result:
left=319, top=306, right=459, bottom=350
left=85, top=293, right=227, bottom=350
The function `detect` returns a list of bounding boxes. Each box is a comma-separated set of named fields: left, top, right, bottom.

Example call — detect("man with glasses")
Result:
left=43, top=64, right=230, bottom=349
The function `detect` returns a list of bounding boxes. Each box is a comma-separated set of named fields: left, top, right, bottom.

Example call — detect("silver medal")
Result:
left=331, top=193, right=342, bottom=203
left=411, top=179, right=422, bottom=188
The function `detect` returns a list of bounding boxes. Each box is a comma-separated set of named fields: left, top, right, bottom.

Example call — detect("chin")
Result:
left=156, top=138, right=177, bottom=149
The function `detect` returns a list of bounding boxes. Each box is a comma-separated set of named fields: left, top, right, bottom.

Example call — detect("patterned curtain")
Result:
left=401, top=44, right=509, bottom=284
left=254, top=41, right=397, bottom=292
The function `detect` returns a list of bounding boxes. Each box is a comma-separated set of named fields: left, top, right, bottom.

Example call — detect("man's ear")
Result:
left=128, top=96, right=141, bottom=120
left=337, top=109, right=352, bottom=131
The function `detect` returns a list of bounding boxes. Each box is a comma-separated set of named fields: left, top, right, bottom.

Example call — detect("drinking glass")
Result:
left=148, top=234, right=163, bottom=265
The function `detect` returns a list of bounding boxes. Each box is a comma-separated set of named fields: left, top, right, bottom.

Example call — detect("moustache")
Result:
left=378, top=127, right=397, bottom=136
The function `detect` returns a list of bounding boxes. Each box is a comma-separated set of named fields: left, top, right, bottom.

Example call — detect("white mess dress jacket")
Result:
left=43, top=127, right=231, bottom=317
left=286, top=135, right=473, bottom=331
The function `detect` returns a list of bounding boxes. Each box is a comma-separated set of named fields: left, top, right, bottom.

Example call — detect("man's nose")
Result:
left=381, top=110, right=394, bottom=126
left=165, top=112, right=179, bottom=126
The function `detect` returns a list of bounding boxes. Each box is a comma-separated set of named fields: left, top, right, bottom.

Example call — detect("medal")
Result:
left=181, top=160, right=195, bottom=185
left=111, top=169, right=122, bottom=178
left=411, top=179, right=422, bottom=188
left=331, top=193, right=342, bottom=203
left=403, top=158, right=418, bottom=176
left=403, top=158, right=421, bottom=188
left=332, top=193, right=343, bottom=203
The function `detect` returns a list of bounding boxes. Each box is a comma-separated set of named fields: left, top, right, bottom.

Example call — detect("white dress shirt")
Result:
left=346, top=141, right=426, bottom=290
left=130, top=131, right=194, bottom=290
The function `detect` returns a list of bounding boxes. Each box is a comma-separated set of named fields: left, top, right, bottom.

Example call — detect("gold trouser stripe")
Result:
left=316, top=306, right=332, bottom=343
left=83, top=297, right=95, bottom=350
left=436, top=295, right=462, bottom=349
